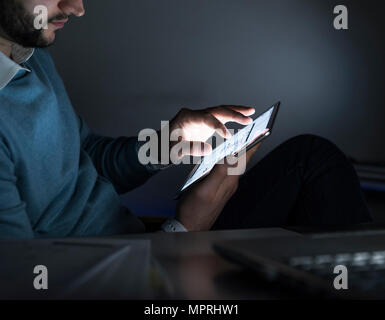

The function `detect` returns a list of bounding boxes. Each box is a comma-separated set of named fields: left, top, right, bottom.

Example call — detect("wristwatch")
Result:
left=161, top=219, right=188, bottom=232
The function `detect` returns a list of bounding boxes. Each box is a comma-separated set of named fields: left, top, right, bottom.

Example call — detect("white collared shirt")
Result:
left=0, top=43, right=34, bottom=90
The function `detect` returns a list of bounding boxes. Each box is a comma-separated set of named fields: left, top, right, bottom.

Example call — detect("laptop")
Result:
left=213, top=230, right=385, bottom=299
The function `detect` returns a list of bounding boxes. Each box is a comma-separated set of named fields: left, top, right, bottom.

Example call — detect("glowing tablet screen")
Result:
left=181, top=106, right=274, bottom=192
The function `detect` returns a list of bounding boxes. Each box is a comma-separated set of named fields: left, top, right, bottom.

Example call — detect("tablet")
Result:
left=178, top=101, right=280, bottom=195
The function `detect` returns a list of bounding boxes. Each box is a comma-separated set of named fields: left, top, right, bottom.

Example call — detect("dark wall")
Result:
left=49, top=0, right=385, bottom=217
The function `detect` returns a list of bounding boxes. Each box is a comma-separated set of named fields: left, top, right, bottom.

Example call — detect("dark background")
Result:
left=49, top=0, right=385, bottom=217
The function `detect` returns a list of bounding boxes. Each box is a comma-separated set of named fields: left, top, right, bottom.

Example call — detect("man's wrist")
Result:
left=161, top=218, right=188, bottom=232
left=136, top=139, right=173, bottom=172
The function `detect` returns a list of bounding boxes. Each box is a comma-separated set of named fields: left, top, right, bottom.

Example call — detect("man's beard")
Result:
left=0, top=0, right=64, bottom=48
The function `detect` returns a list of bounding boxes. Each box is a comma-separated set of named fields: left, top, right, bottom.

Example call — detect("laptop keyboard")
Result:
left=288, top=251, right=385, bottom=296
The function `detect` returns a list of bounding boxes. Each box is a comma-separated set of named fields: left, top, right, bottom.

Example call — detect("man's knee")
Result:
left=279, top=134, right=350, bottom=171
left=285, top=134, right=344, bottom=156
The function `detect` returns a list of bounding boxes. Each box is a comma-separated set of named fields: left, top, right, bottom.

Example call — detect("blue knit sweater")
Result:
left=0, top=48, right=152, bottom=238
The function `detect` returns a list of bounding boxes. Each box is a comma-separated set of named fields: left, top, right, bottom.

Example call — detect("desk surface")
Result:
left=118, top=228, right=301, bottom=299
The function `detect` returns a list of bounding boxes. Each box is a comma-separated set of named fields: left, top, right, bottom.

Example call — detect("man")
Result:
left=0, top=0, right=371, bottom=238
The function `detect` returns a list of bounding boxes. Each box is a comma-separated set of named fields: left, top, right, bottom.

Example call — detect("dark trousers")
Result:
left=212, top=135, right=372, bottom=230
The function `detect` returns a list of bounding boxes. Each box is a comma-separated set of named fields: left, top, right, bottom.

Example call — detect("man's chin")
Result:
left=33, top=32, right=56, bottom=48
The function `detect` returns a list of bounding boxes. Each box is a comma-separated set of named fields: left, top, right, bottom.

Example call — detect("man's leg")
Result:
left=212, top=135, right=372, bottom=230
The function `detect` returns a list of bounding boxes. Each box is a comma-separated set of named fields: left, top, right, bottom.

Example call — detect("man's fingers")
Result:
left=223, top=141, right=262, bottom=173
left=212, top=105, right=255, bottom=117
left=187, top=141, right=212, bottom=157
left=171, top=141, right=212, bottom=159
left=209, top=107, right=253, bottom=125
left=190, top=140, right=263, bottom=200
left=203, top=114, right=232, bottom=139
left=227, top=105, right=256, bottom=116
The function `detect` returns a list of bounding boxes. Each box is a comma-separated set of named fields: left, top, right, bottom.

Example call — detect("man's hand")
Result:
left=176, top=143, right=261, bottom=232
left=168, top=105, right=255, bottom=160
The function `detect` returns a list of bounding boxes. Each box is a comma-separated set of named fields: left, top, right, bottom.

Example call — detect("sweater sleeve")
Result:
left=0, top=138, right=34, bottom=239
left=77, top=116, right=162, bottom=194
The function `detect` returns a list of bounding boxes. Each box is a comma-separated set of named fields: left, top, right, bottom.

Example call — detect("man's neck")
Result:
left=0, top=35, right=13, bottom=58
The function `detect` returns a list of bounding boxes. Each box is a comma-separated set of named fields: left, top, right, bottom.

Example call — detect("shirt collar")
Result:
left=0, top=43, right=34, bottom=90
